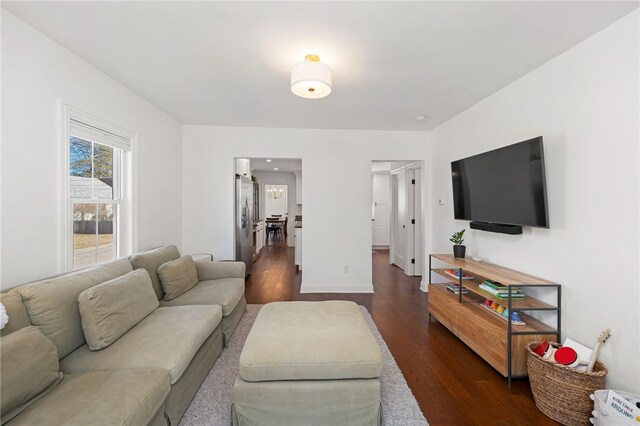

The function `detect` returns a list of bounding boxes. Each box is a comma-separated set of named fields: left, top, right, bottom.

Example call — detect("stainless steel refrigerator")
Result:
left=235, top=175, right=253, bottom=276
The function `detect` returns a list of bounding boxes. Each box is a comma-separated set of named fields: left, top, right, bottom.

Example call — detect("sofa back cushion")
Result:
left=129, top=245, right=181, bottom=300
left=79, top=269, right=159, bottom=350
left=157, top=256, right=199, bottom=301
left=0, top=293, right=31, bottom=337
left=10, top=260, right=133, bottom=359
left=0, top=326, right=63, bottom=424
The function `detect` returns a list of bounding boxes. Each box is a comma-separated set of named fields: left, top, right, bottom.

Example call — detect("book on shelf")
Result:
left=481, top=279, right=521, bottom=289
left=444, top=269, right=475, bottom=280
left=480, top=280, right=524, bottom=293
left=478, top=283, right=523, bottom=294
left=446, top=282, right=468, bottom=294
left=479, top=290, right=525, bottom=300
left=478, top=282, right=525, bottom=299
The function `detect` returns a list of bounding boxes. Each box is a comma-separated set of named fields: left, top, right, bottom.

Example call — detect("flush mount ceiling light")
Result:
left=291, top=54, right=332, bottom=99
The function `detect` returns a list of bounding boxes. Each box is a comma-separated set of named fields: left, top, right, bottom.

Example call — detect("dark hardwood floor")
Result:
left=245, top=239, right=558, bottom=426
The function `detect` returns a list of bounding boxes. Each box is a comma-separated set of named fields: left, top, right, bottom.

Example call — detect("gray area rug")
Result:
left=180, top=304, right=428, bottom=426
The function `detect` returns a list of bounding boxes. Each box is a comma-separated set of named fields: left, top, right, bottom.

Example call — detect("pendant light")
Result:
left=290, top=54, right=332, bottom=99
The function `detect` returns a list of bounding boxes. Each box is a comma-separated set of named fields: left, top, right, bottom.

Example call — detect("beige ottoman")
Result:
left=232, top=301, right=383, bottom=426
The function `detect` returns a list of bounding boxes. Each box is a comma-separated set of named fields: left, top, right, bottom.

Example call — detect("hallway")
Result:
left=244, top=245, right=557, bottom=425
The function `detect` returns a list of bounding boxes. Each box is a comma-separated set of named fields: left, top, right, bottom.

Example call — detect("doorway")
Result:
left=372, top=161, right=423, bottom=277
left=393, top=170, right=407, bottom=267
left=372, top=174, right=391, bottom=248
left=236, top=157, right=302, bottom=272
left=264, top=184, right=288, bottom=243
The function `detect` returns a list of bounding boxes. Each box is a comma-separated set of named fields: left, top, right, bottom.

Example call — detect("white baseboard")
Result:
left=300, top=282, right=374, bottom=293
left=420, top=280, right=428, bottom=292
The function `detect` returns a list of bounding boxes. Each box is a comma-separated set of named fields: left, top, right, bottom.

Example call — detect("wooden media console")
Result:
left=428, top=254, right=561, bottom=385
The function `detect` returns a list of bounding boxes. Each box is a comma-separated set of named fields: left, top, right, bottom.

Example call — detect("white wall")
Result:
left=429, top=11, right=639, bottom=392
left=254, top=172, right=300, bottom=246
left=264, top=184, right=288, bottom=218
left=182, top=126, right=429, bottom=292
left=1, top=12, right=183, bottom=288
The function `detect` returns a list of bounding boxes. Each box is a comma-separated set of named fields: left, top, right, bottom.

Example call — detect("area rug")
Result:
left=180, top=304, right=428, bottom=426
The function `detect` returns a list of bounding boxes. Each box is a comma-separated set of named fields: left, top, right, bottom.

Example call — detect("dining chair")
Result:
left=266, top=218, right=282, bottom=240
left=283, top=216, right=288, bottom=238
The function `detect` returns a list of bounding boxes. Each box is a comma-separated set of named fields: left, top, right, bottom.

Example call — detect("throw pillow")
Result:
left=157, top=256, right=199, bottom=301
left=9, top=259, right=133, bottom=359
left=78, top=269, right=159, bottom=351
left=129, top=245, right=181, bottom=300
left=0, top=326, right=63, bottom=424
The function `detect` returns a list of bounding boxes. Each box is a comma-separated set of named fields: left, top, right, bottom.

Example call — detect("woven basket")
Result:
left=527, top=341, right=608, bottom=426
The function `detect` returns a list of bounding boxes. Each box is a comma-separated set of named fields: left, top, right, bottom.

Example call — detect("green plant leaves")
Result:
left=450, top=229, right=465, bottom=245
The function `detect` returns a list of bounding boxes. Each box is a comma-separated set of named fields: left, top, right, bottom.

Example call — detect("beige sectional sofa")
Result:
left=130, top=245, right=247, bottom=346
left=0, top=245, right=246, bottom=426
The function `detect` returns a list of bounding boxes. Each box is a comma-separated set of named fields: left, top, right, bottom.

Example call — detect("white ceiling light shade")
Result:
left=291, top=54, right=332, bottom=99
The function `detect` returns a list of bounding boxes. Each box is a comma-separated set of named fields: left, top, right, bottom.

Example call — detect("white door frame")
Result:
left=389, top=171, right=398, bottom=266
left=407, top=163, right=423, bottom=276
left=390, top=166, right=408, bottom=270
left=389, top=162, right=423, bottom=276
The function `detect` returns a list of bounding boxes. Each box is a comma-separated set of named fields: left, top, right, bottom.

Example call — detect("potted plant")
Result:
left=450, top=229, right=466, bottom=258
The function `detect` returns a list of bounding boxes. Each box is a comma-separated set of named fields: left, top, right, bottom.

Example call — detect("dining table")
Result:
left=265, top=218, right=287, bottom=239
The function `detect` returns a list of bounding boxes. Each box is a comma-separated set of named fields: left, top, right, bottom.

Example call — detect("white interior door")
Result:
left=394, top=170, right=406, bottom=269
left=372, top=174, right=390, bottom=246
left=407, top=167, right=423, bottom=276
left=413, top=168, right=423, bottom=276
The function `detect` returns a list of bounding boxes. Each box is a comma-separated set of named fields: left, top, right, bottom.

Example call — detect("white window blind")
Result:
left=70, top=118, right=131, bottom=151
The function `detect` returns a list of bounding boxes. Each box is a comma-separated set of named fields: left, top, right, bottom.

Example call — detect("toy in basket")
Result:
left=532, top=329, right=611, bottom=370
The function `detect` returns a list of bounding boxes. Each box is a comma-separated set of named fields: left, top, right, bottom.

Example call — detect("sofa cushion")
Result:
left=8, top=369, right=169, bottom=426
left=159, top=278, right=244, bottom=316
left=195, top=260, right=245, bottom=280
left=0, top=293, right=30, bottom=336
left=60, top=305, right=222, bottom=385
left=10, top=260, right=133, bottom=359
left=0, top=326, right=63, bottom=424
left=158, top=256, right=199, bottom=301
left=239, top=301, right=382, bottom=382
left=79, top=269, right=159, bottom=351
left=129, top=245, right=181, bottom=300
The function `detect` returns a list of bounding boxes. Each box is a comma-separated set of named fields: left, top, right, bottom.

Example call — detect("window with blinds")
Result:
left=68, top=118, right=132, bottom=269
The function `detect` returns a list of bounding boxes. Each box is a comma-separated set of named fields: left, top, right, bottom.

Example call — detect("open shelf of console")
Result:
left=428, top=254, right=561, bottom=385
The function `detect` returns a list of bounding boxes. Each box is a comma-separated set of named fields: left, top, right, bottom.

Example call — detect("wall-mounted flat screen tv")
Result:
left=451, top=137, right=549, bottom=230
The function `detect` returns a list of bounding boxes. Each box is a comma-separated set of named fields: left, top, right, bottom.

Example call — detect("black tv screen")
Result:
left=451, top=137, right=549, bottom=228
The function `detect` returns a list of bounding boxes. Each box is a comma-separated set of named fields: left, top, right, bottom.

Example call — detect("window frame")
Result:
left=59, top=102, right=138, bottom=271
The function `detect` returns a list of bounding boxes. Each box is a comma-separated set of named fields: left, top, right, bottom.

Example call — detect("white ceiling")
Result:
left=250, top=158, right=301, bottom=173
left=3, top=1, right=637, bottom=131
